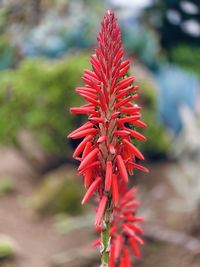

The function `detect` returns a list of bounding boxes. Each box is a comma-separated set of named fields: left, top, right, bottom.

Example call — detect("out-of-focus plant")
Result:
left=144, top=0, right=200, bottom=49
left=136, top=80, right=170, bottom=159
left=121, top=24, right=161, bottom=70
left=169, top=45, right=200, bottom=77
left=0, top=36, right=15, bottom=70
left=0, top=53, right=89, bottom=156
left=29, top=167, right=85, bottom=215
left=155, top=64, right=200, bottom=135
left=0, top=9, right=15, bottom=70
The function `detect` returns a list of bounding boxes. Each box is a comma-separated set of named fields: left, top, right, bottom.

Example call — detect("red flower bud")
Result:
left=122, top=139, right=144, bottom=160
left=105, top=161, right=113, bottom=192
left=95, top=195, right=108, bottom=226
left=116, top=155, right=129, bottom=183
left=73, top=135, right=93, bottom=158
left=78, top=148, right=99, bottom=170
left=81, top=177, right=102, bottom=204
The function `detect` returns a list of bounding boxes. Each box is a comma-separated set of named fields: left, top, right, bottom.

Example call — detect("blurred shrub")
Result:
left=29, top=166, right=85, bottom=215
left=0, top=178, right=15, bottom=196
left=121, top=24, right=161, bottom=70
left=0, top=36, right=15, bottom=70
left=22, top=11, right=99, bottom=58
left=136, top=79, right=170, bottom=159
left=0, top=235, right=17, bottom=260
left=0, top=53, right=89, bottom=156
left=155, top=64, right=199, bottom=135
left=169, top=45, right=200, bottom=76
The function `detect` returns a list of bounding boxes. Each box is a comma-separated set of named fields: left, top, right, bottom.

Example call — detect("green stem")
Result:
left=101, top=208, right=111, bottom=267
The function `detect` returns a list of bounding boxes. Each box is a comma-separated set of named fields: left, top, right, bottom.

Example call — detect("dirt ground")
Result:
left=0, top=148, right=200, bottom=267
left=0, top=147, right=94, bottom=267
left=0, top=182, right=94, bottom=267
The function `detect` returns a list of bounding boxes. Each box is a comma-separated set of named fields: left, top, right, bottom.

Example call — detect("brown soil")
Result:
left=0, top=150, right=200, bottom=267
left=0, top=147, right=94, bottom=267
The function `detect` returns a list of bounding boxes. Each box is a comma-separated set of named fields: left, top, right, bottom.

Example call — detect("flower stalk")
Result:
left=101, top=208, right=111, bottom=267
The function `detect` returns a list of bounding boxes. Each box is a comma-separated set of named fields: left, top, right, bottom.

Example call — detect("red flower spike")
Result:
left=110, top=188, right=143, bottom=265
left=68, top=10, right=148, bottom=266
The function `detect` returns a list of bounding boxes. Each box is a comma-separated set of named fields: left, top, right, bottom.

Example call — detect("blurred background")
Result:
left=0, top=0, right=200, bottom=266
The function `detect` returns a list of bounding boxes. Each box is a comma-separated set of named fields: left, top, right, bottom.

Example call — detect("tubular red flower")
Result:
left=112, top=174, right=119, bottom=206
left=105, top=161, right=113, bottom=192
left=124, top=128, right=146, bottom=141
left=116, top=155, right=129, bottom=183
left=78, top=147, right=99, bottom=170
left=114, top=234, right=123, bottom=260
left=68, top=122, right=93, bottom=138
left=73, top=135, right=93, bottom=158
left=122, top=139, right=144, bottom=160
left=81, top=177, right=102, bottom=204
left=95, top=195, right=108, bottom=226
left=124, top=247, right=132, bottom=267
left=70, top=107, right=96, bottom=115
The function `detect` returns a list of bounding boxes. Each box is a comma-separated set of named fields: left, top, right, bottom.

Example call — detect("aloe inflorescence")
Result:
left=68, top=10, right=148, bottom=267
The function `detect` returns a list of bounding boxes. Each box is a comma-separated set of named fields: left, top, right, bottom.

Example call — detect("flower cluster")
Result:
left=68, top=10, right=148, bottom=266
left=110, top=188, right=144, bottom=267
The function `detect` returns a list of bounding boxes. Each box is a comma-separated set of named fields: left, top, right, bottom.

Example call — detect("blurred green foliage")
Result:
left=0, top=9, right=15, bottom=70
left=169, top=45, right=200, bottom=77
left=0, top=54, right=89, bottom=156
left=122, top=26, right=161, bottom=70
left=29, top=167, right=85, bottom=215
left=137, top=80, right=170, bottom=159
left=0, top=179, right=15, bottom=196
left=0, top=235, right=16, bottom=260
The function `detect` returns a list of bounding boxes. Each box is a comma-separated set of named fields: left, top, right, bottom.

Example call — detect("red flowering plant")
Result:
left=68, top=10, right=148, bottom=267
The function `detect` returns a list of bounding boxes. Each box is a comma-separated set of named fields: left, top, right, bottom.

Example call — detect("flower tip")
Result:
left=106, top=9, right=114, bottom=16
